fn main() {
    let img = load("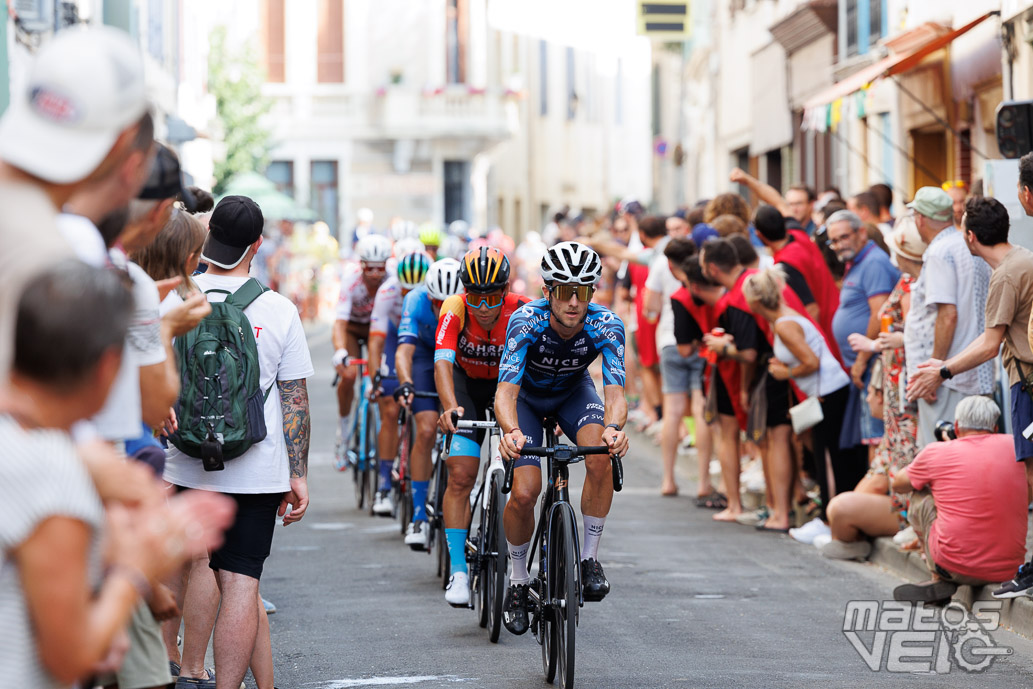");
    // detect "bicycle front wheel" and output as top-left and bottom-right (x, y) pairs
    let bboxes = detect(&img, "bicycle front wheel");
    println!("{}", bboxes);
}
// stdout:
(485, 475), (508, 643)
(551, 507), (578, 688)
